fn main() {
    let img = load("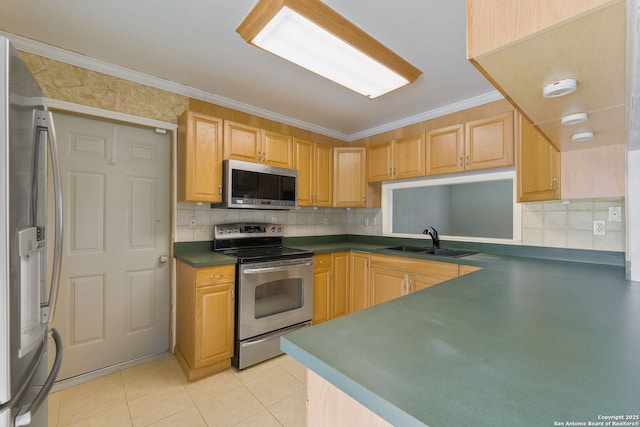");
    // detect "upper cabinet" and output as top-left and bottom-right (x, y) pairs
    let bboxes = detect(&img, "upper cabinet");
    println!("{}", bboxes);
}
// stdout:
(293, 138), (333, 207)
(467, 0), (626, 151)
(426, 112), (514, 175)
(367, 134), (426, 182)
(333, 147), (367, 208)
(517, 114), (561, 202)
(224, 120), (293, 168)
(177, 111), (224, 203)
